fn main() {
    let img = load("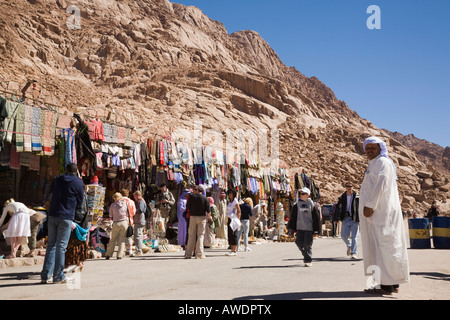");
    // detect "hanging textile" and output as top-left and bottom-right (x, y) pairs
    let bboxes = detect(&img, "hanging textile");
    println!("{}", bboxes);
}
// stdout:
(31, 106), (42, 152)
(60, 128), (77, 168)
(91, 118), (105, 141)
(23, 103), (32, 152)
(103, 123), (111, 143)
(10, 144), (20, 169)
(14, 102), (25, 152)
(159, 140), (164, 165)
(4, 100), (18, 143)
(117, 126), (126, 145)
(41, 110), (57, 156)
